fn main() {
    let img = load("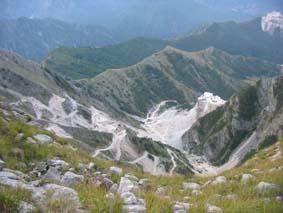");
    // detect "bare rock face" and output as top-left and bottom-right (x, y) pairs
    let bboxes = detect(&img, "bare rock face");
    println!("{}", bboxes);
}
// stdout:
(182, 77), (283, 169)
(262, 12), (283, 36)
